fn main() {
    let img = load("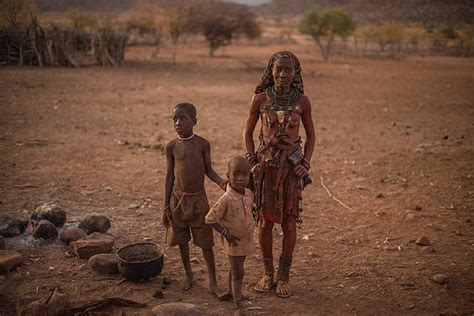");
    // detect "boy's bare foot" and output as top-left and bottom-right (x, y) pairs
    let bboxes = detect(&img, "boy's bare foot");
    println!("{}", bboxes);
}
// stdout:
(218, 290), (251, 301)
(254, 274), (274, 293)
(208, 282), (220, 297)
(275, 280), (291, 298)
(181, 275), (194, 291)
